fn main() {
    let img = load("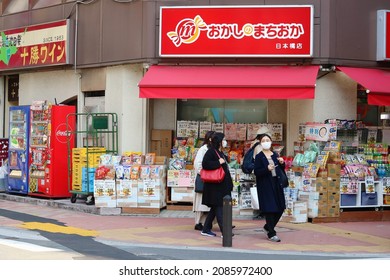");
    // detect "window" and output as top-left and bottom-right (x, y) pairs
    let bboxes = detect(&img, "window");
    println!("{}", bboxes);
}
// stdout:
(3, 0), (28, 14)
(177, 99), (267, 123)
(32, 0), (62, 9)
